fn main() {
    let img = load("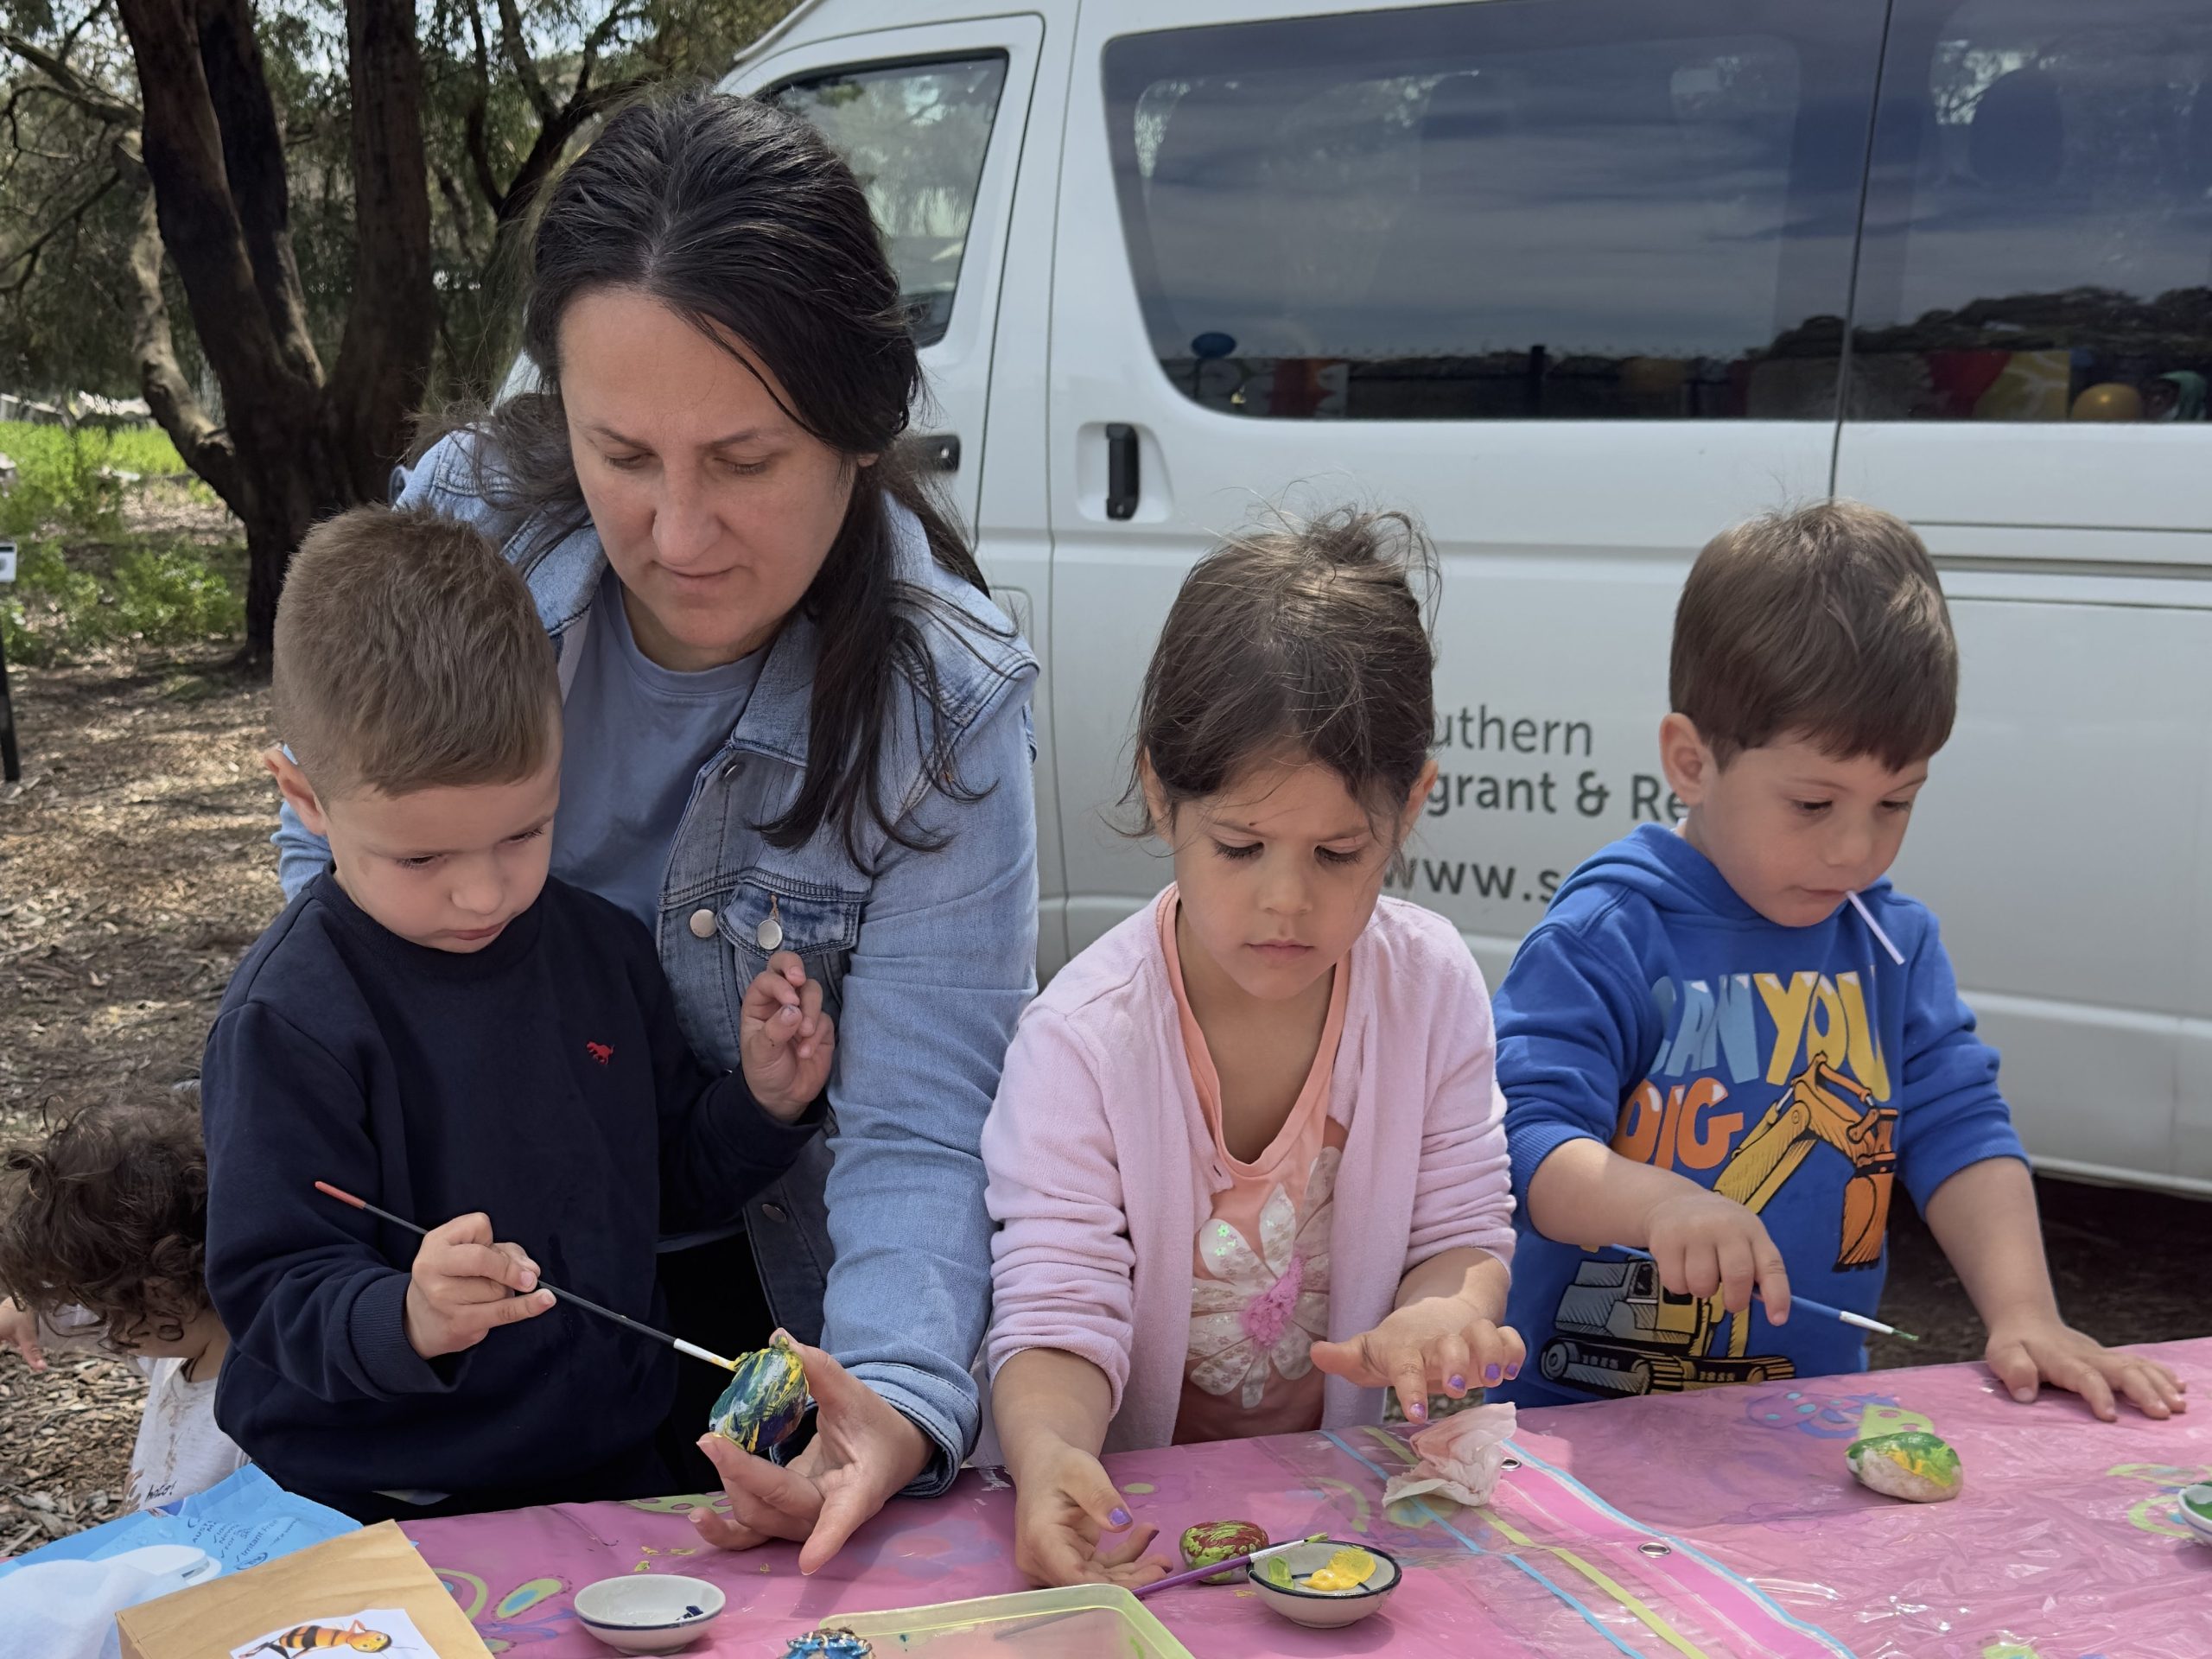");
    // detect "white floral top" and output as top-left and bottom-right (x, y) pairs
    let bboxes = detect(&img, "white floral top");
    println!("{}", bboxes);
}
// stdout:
(1158, 892), (1351, 1443)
